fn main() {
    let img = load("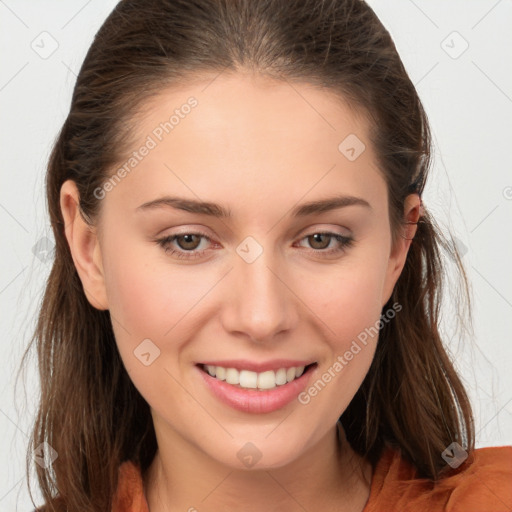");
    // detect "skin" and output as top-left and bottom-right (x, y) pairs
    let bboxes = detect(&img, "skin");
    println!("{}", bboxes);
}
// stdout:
(60, 70), (420, 512)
